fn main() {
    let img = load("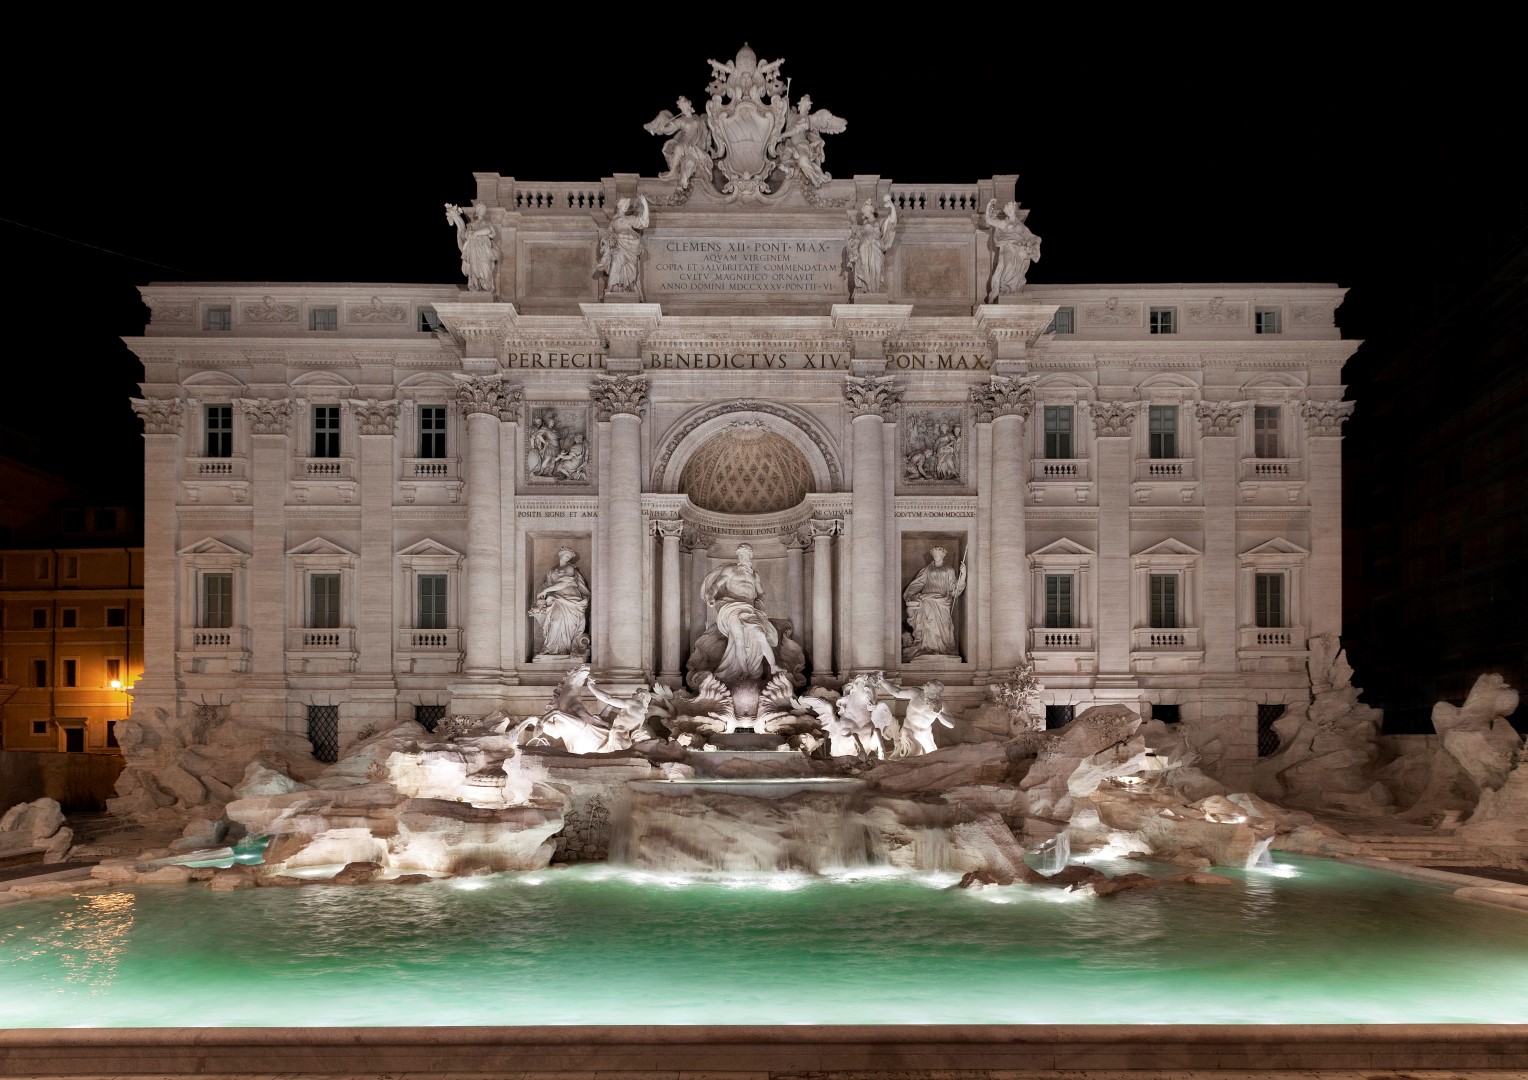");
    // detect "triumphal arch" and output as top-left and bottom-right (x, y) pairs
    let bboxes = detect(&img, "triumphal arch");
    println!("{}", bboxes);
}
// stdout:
(128, 43), (1354, 790)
